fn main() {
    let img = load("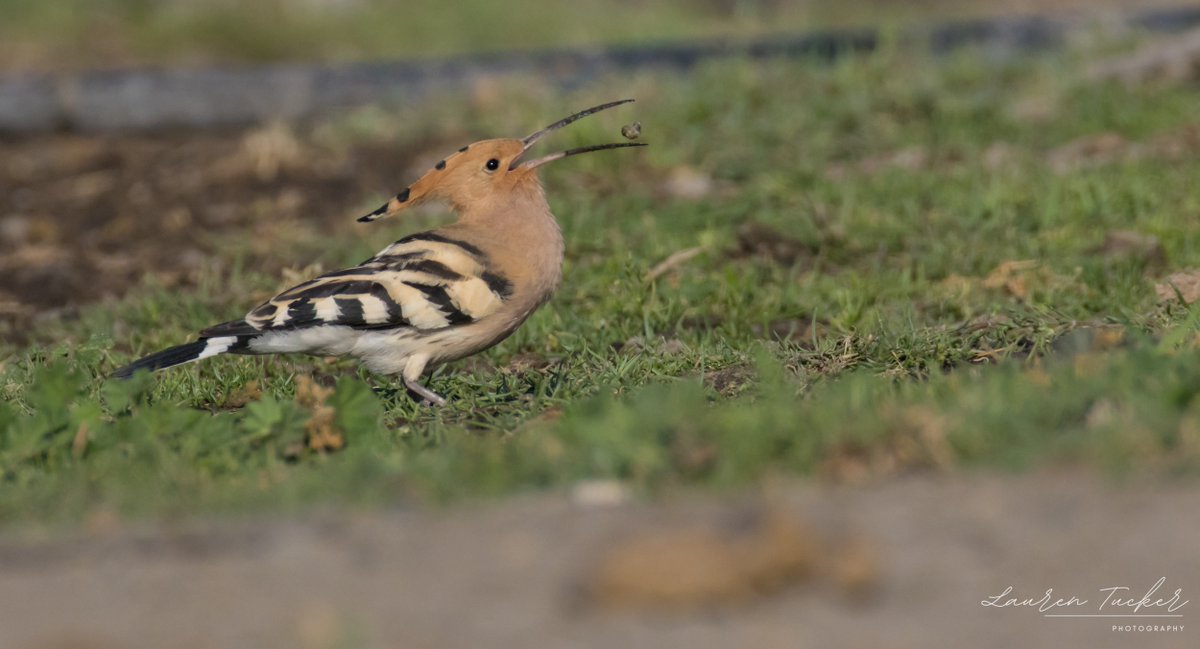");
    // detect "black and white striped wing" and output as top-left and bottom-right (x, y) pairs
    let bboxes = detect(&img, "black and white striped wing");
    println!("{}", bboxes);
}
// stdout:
(201, 232), (513, 338)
